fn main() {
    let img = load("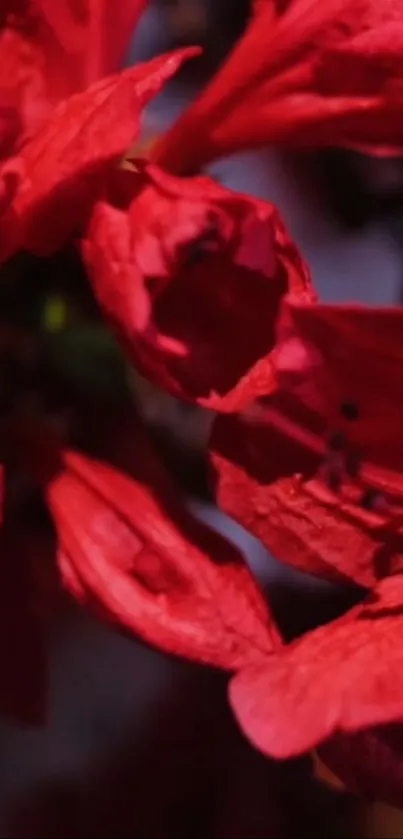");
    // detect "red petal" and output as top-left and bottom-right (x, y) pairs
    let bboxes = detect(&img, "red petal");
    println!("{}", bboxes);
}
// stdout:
(153, 0), (403, 173)
(33, 0), (149, 92)
(0, 99), (20, 161)
(319, 726), (403, 809)
(211, 411), (375, 588)
(211, 300), (403, 587)
(275, 298), (403, 471)
(46, 431), (279, 670)
(230, 575), (403, 758)
(0, 25), (49, 150)
(3, 48), (197, 258)
(0, 1), (149, 157)
(83, 162), (315, 411)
